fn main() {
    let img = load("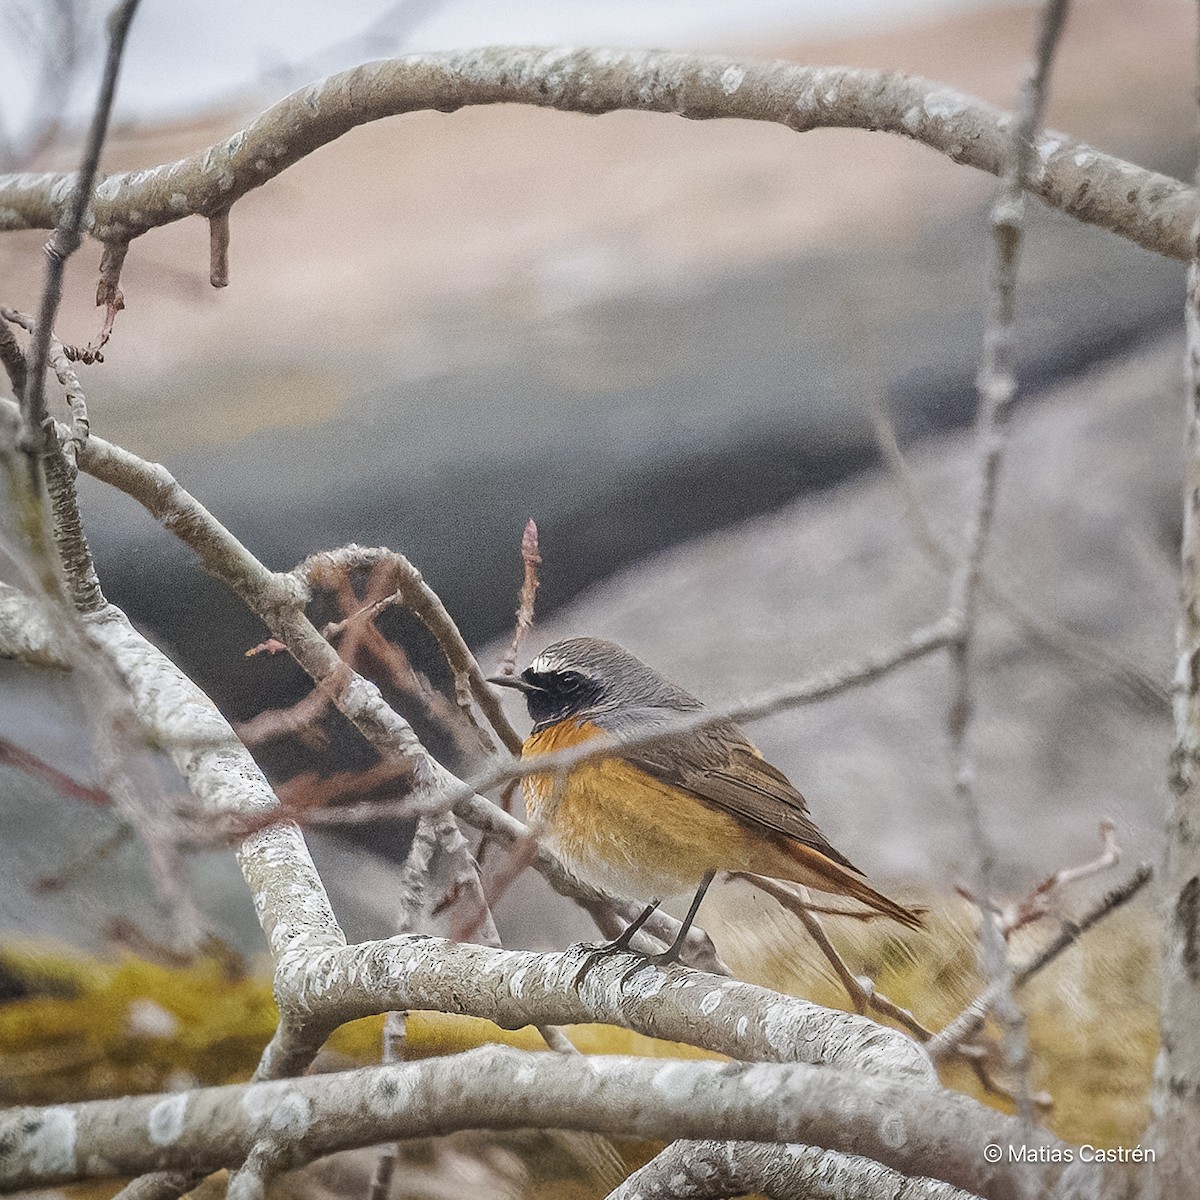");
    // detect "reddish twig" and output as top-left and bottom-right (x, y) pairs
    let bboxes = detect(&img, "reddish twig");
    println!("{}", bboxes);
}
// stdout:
(299, 546), (522, 752)
(494, 518), (541, 679)
(0, 733), (110, 807)
(956, 820), (1121, 939)
(929, 863), (1152, 1063)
